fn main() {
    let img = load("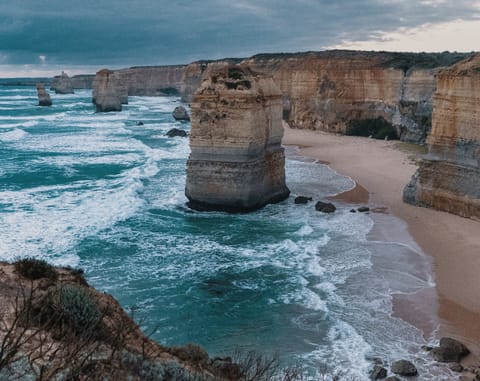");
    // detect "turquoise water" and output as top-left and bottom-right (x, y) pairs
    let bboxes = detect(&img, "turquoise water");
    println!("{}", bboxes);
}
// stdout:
(0, 87), (452, 379)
